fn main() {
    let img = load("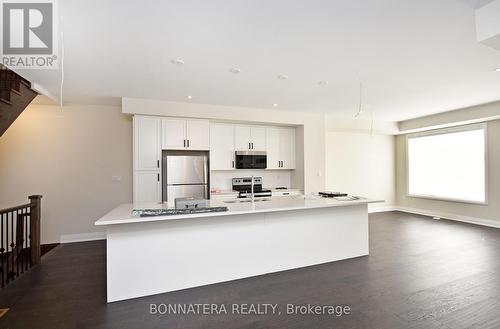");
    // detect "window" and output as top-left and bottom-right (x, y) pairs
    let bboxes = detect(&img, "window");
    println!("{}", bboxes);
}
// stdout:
(407, 124), (487, 204)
